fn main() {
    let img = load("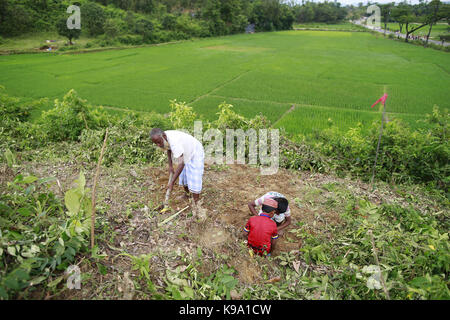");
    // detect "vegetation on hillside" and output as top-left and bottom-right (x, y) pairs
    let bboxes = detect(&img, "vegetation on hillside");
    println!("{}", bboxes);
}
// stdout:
(1, 88), (448, 300)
